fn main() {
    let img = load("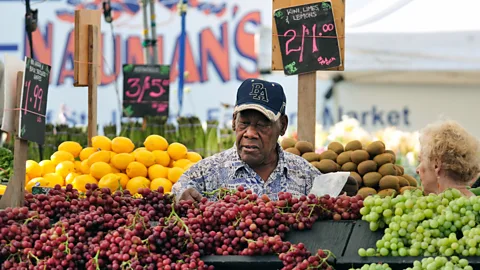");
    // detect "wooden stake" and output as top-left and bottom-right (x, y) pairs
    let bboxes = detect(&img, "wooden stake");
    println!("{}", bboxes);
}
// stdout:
(87, 24), (99, 146)
(297, 72), (316, 148)
(0, 72), (28, 209)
